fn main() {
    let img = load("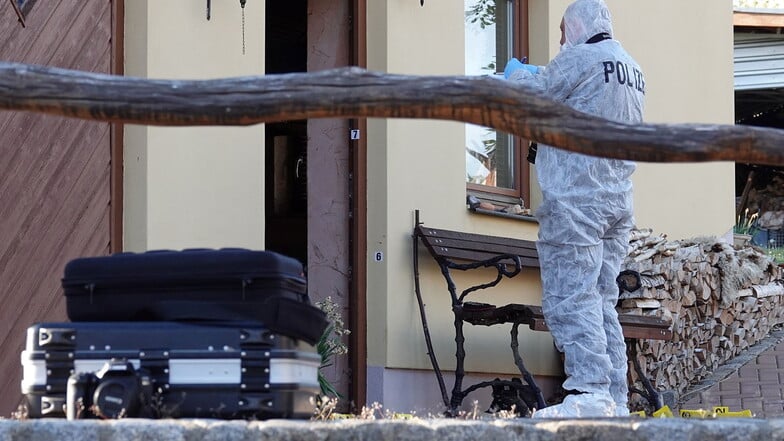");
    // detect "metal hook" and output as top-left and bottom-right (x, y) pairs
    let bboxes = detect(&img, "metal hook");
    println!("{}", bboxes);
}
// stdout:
(206, 0), (211, 20)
